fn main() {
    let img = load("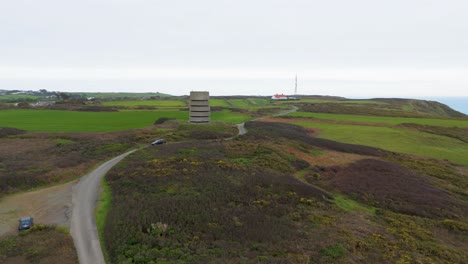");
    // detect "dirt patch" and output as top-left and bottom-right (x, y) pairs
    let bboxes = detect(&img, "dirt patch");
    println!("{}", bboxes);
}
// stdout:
(0, 181), (75, 237)
(323, 159), (467, 219)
